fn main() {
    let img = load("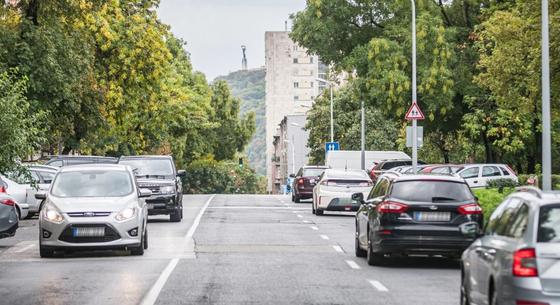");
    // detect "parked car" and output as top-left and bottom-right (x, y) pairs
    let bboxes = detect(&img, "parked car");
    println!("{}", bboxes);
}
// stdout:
(420, 164), (464, 175)
(354, 173), (483, 265)
(461, 187), (560, 305)
(118, 155), (186, 222)
(291, 166), (329, 203)
(368, 159), (426, 183)
(45, 155), (118, 167)
(457, 164), (518, 188)
(312, 169), (373, 216)
(36, 164), (150, 257)
(0, 194), (18, 239)
(0, 165), (57, 217)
